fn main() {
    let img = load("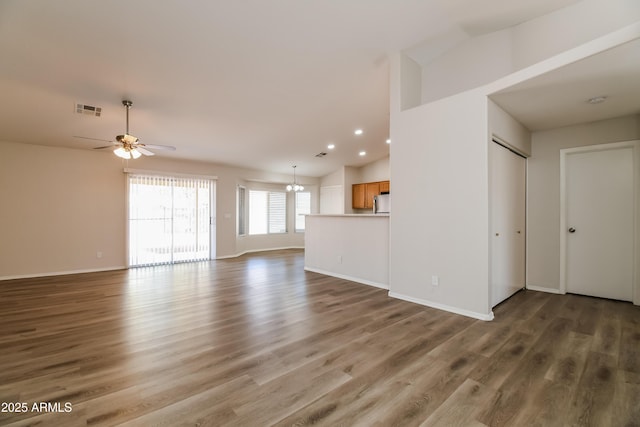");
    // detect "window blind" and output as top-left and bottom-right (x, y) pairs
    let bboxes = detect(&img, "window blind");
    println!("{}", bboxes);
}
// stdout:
(248, 190), (286, 235)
